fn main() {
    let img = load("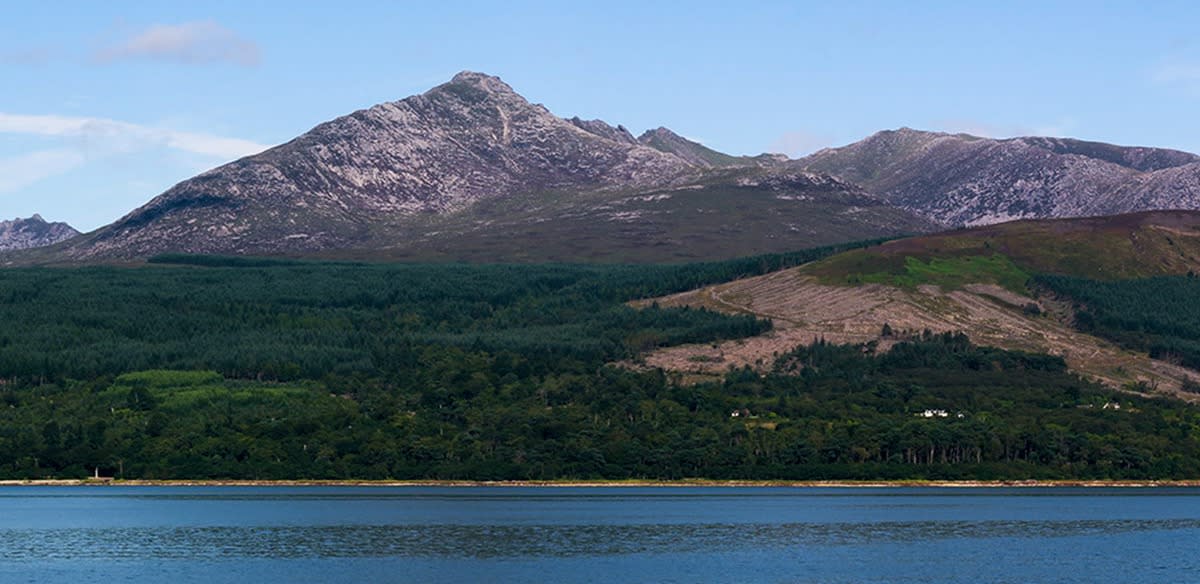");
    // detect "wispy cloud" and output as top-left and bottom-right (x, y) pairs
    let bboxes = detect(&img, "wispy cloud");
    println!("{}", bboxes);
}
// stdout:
(0, 112), (269, 193)
(0, 113), (269, 159)
(0, 149), (86, 194)
(94, 21), (260, 66)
